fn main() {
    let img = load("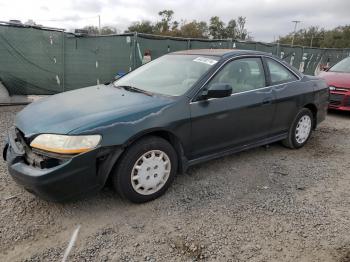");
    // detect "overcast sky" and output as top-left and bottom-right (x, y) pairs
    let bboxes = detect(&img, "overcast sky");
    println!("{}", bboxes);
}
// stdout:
(1, 0), (349, 42)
